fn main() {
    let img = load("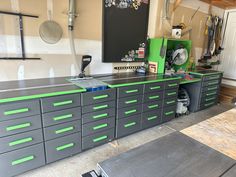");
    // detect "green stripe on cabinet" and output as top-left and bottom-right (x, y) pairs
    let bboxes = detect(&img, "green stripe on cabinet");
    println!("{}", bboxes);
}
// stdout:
(9, 137), (33, 147)
(93, 95), (109, 100)
(147, 116), (157, 121)
(4, 108), (29, 116)
(53, 114), (73, 121)
(53, 100), (73, 107)
(0, 89), (86, 104)
(124, 122), (136, 128)
(6, 123), (31, 131)
(12, 155), (34, 166)
(55, 126), (74, 134)
(93, 105), (108, 110)
(93, 124), (108, 130)
(107, 77), (181, 88)
(93, 113), (108, 119)
(56, 143), (74, 151)
(93, 135), (108, 143)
